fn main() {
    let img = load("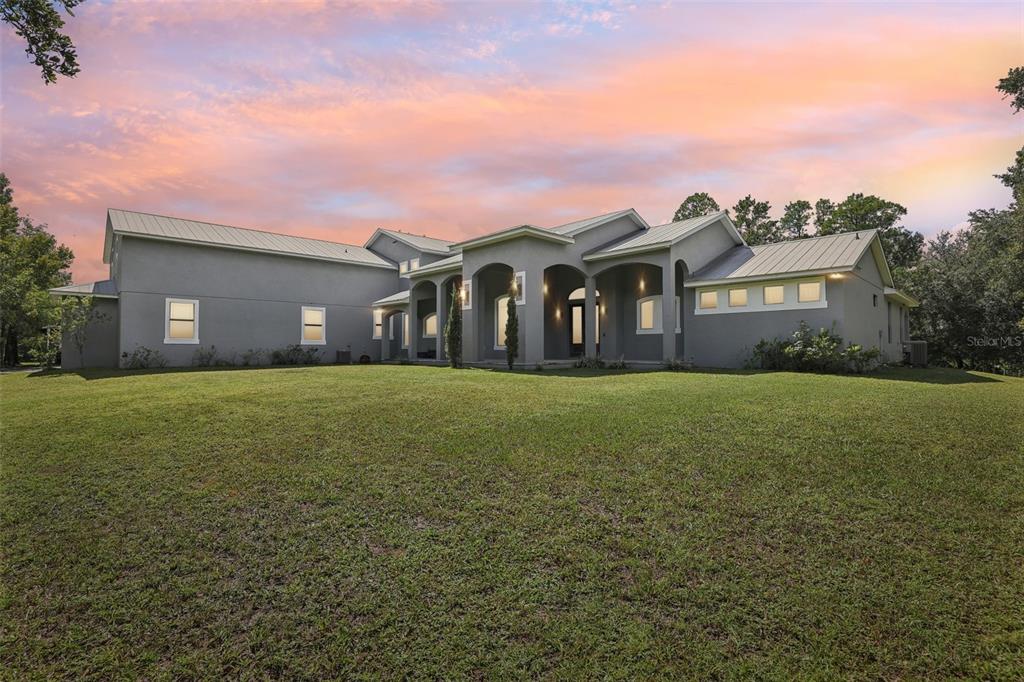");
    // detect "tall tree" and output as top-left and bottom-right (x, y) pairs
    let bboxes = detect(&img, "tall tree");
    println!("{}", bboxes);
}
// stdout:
(444, 281), (462, 368)
(813, 198), (835, 234)
(504, 288), (518, 370)
(672, 192), (720, 222)
(731, 195), (780, 245)
(816, 193), (924, 272)
(779, 200), (813, 240)
(997, 65), (1024, 113)
(0, 174), (74, 365)
(1, 0), (84, 84)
